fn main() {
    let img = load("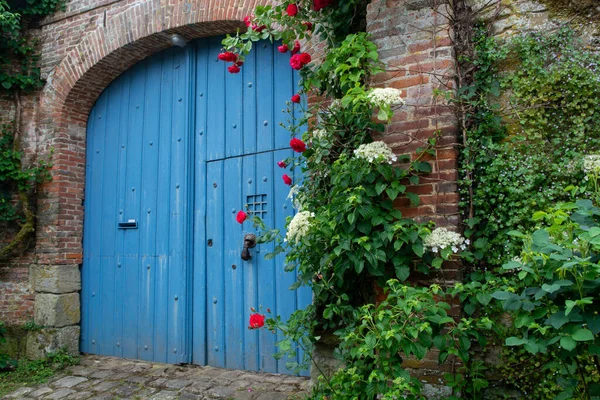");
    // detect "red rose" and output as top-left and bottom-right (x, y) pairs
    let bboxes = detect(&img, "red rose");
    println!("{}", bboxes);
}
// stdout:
(286, 3), (298, 16)
(244, 15), (266, 32)
(290, 54), (304, 70)
(291, 40), (301, 55)
(235, 61), (244, 67)
(290, 137), (307, 153)
(291, 94), (301, 103)
(303, 21), (313, 31)
(278, 44), (289, 53)
(228, 64), (241, 74)
(249, 313), (265, 329)
(313, 0), (333, 11)
(218, 52), (237, 62)
(299, 52), (311, 65)
(277, 160), (287, 168)
(282, 174), (293, 186)
(236, 210), (247, 223)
